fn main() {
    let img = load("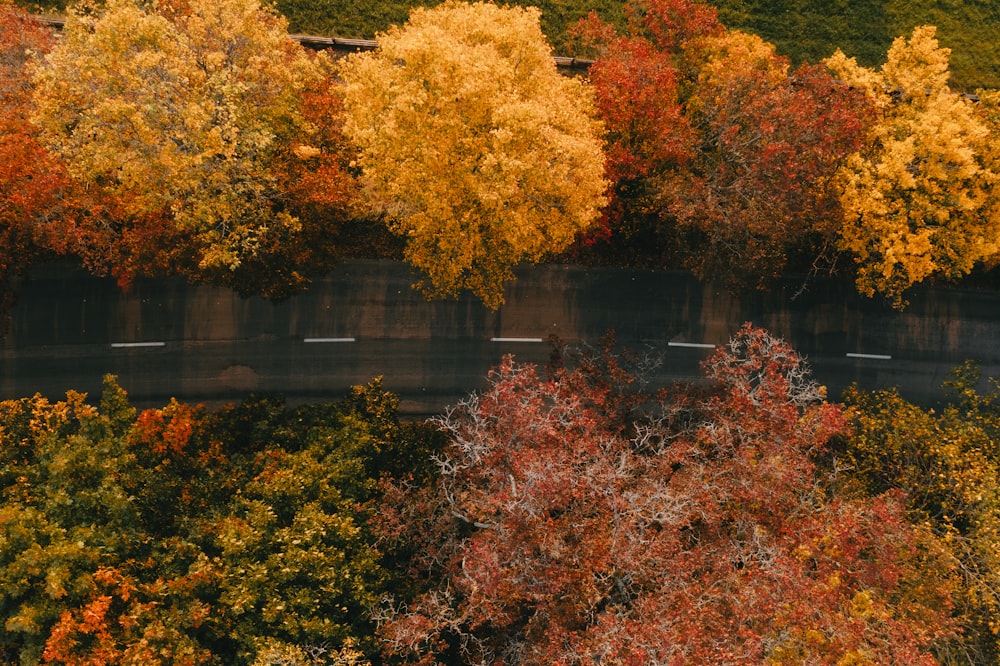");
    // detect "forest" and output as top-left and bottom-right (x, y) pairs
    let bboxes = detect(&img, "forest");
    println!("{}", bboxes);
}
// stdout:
(4, 0), (1000, 662)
